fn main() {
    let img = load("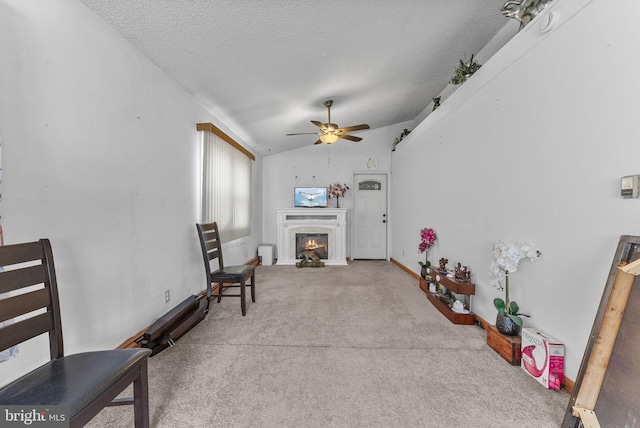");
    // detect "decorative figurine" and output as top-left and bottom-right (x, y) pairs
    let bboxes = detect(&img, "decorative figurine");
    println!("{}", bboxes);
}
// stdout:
(432, 96), (441, 111)
(454, 262), (472, 283)
(439, 258), (449, 273)
(393, 129), (412, 151)
(501, 0), (554, 30)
